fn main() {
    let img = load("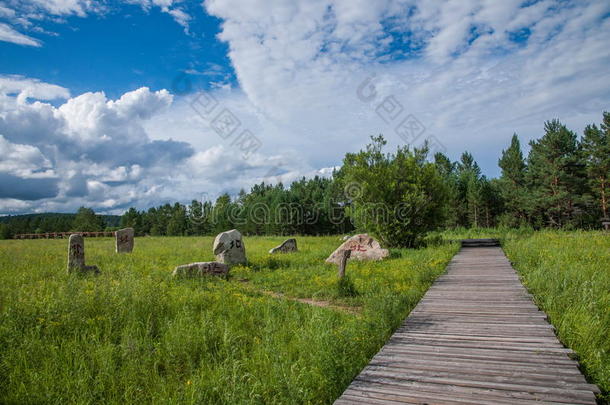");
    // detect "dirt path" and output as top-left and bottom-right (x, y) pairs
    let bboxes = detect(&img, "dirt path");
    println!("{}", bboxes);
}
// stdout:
(235, 279), (361, 315)
(261, 290), (361, 315)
